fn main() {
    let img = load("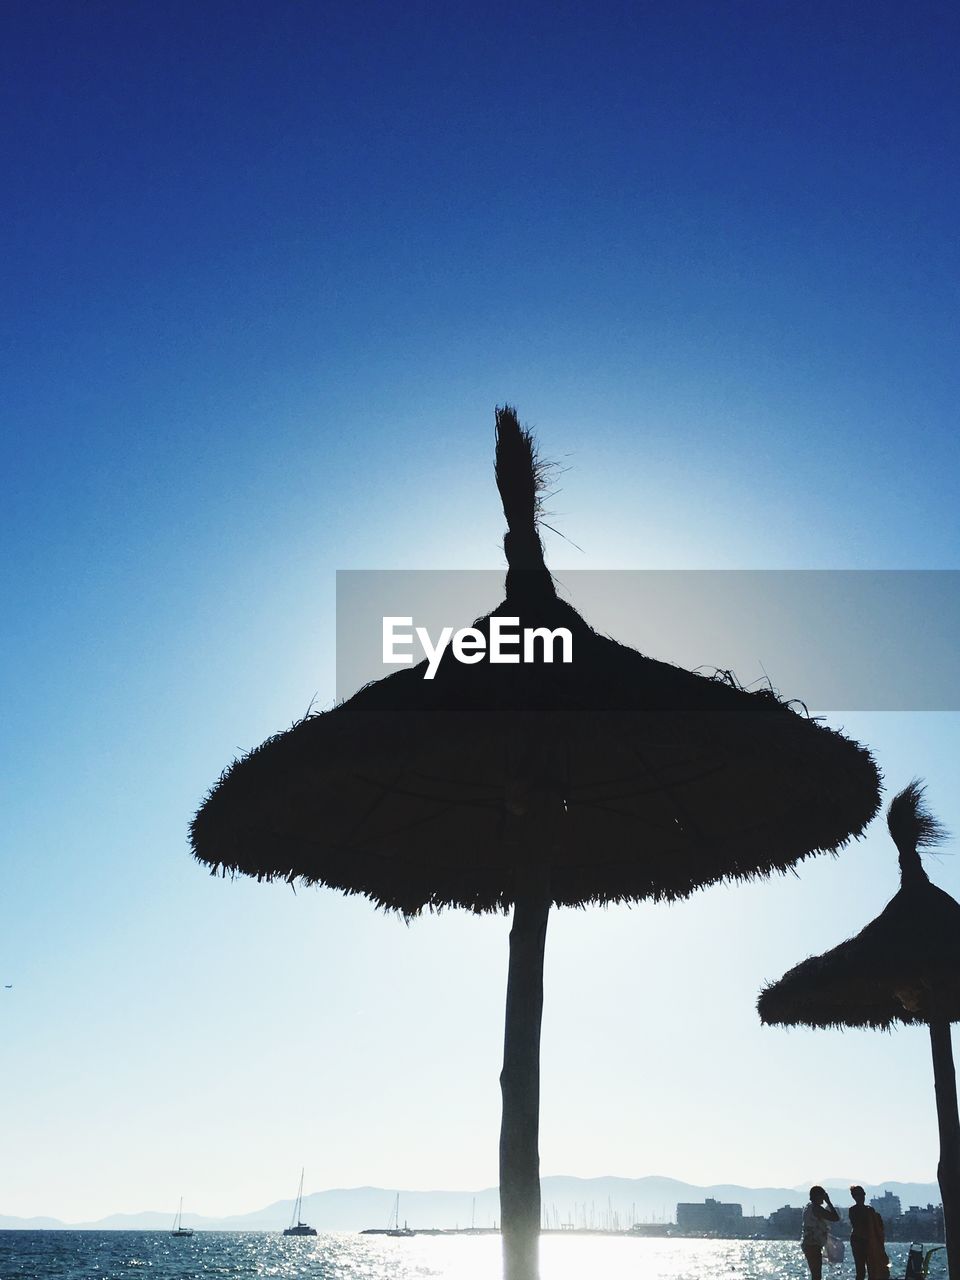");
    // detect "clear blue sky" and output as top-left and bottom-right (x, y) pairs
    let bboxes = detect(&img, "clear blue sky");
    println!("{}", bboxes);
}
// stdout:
(2, 1), (960, 1222)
